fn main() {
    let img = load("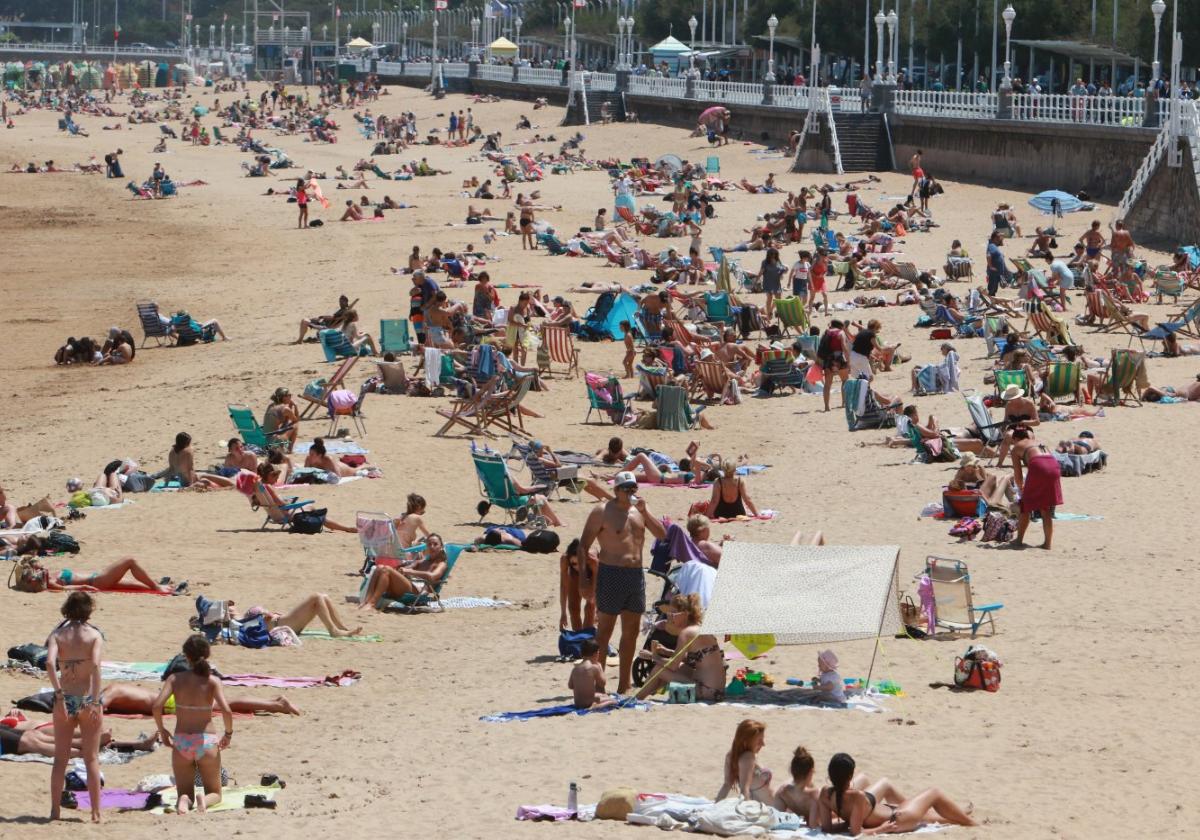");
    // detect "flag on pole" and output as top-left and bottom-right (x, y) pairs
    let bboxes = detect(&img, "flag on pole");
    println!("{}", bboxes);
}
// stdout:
(574, 0), (587, 7)
(335, 6), (341, 18)
(435, 0), (448, 9)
